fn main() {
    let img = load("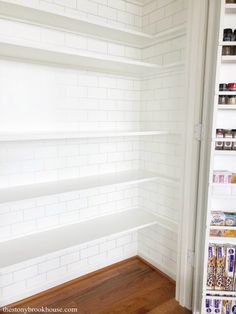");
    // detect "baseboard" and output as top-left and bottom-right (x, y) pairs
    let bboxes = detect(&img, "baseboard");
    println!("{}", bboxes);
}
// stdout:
(1, 255), (176, 310)
(137, 253), (176, 282)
